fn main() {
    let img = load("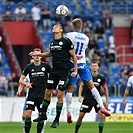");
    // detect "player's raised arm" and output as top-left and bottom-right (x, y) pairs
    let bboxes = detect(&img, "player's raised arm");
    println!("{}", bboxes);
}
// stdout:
(122, 87), (129, 108)
(78, 83), (84, 102)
